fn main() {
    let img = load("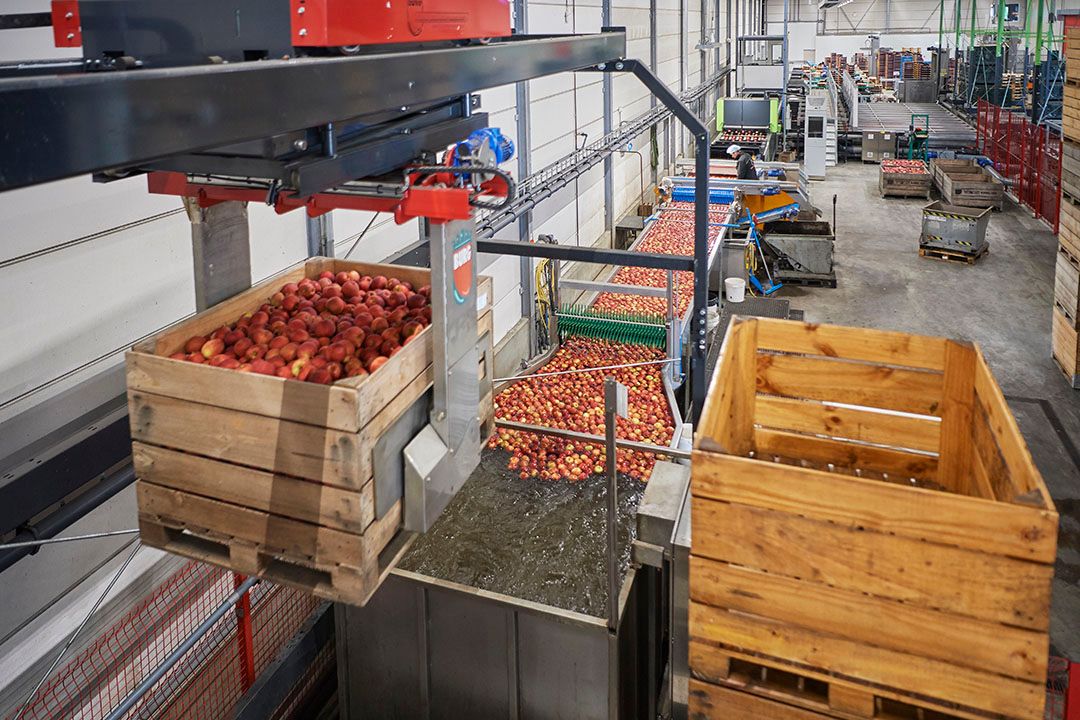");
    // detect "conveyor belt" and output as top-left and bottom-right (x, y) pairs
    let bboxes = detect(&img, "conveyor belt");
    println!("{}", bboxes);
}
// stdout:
(855, 102), (976, 148)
